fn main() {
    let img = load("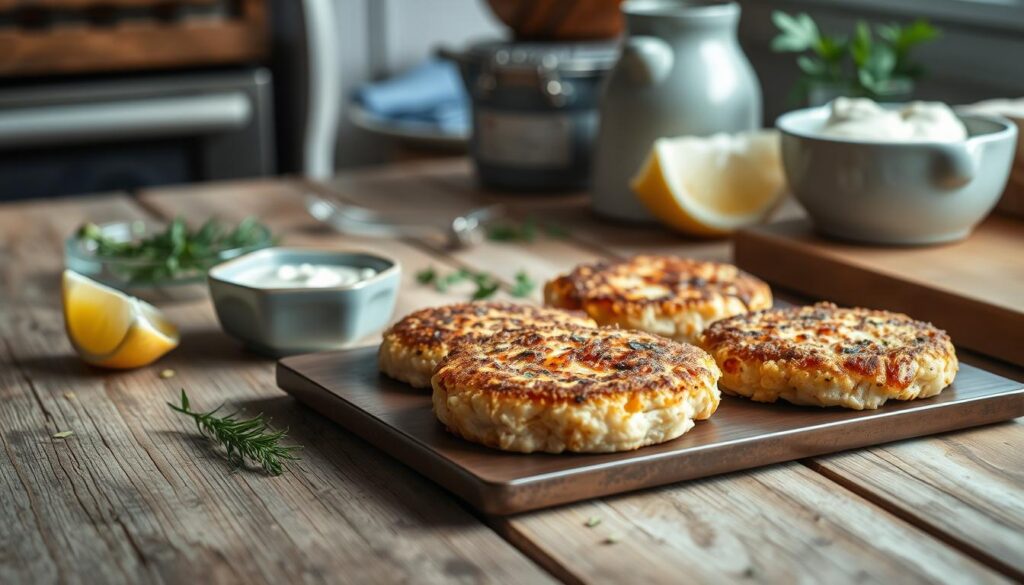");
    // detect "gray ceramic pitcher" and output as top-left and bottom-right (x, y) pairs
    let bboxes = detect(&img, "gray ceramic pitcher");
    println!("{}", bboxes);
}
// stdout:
(591, 0), (762, 221)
